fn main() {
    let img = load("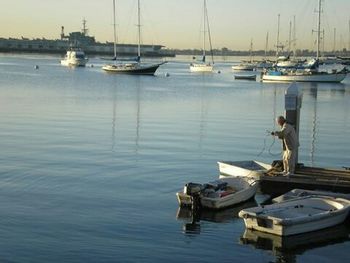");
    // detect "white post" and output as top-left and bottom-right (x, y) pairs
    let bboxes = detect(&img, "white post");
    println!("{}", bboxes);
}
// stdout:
(285, 83), (303, 166)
